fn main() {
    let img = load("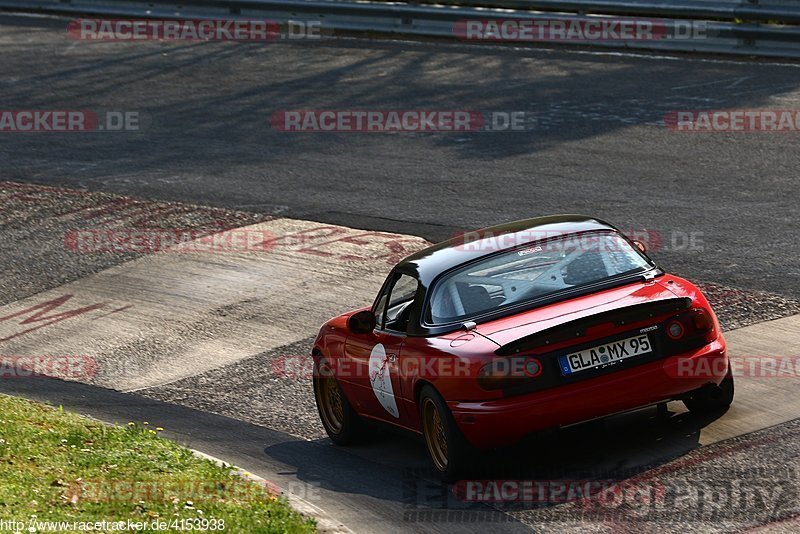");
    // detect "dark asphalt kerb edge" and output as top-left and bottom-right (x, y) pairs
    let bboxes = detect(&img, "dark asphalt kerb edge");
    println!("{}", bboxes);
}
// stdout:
(188, 449), (354, 533)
